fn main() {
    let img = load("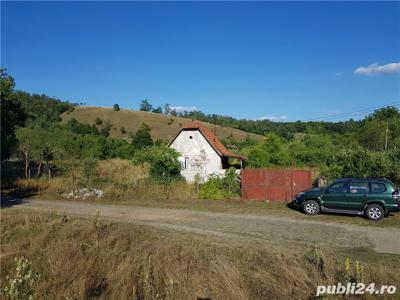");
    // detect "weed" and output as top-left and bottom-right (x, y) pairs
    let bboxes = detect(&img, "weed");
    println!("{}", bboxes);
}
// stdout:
(2, 256), (40, 300)
(305, 245), (326, 278)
